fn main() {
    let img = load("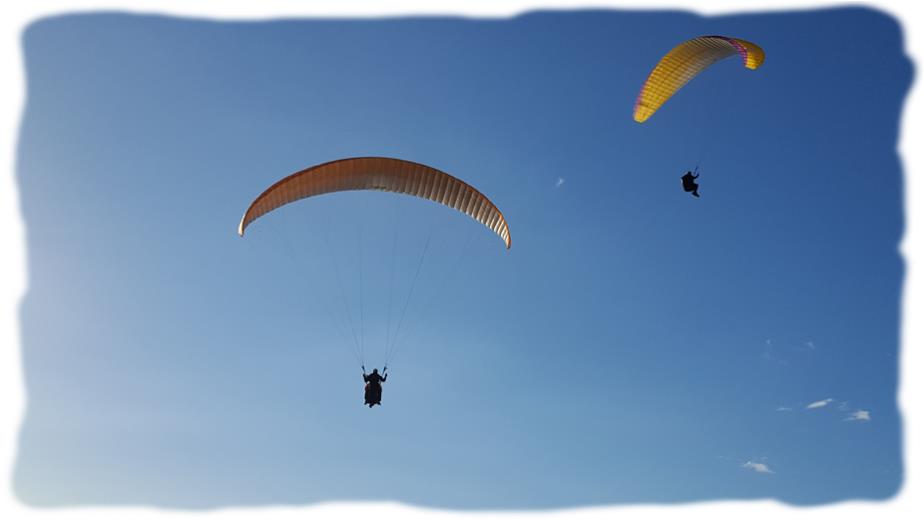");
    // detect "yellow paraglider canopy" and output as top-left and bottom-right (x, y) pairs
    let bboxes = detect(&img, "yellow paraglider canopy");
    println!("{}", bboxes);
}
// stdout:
(633, 35), (765, 123)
